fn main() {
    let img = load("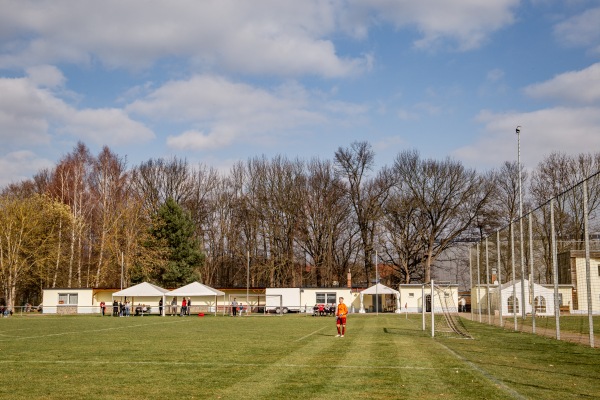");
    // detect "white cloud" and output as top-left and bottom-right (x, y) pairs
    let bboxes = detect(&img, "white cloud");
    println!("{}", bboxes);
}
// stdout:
(25, 65), (65, 88)
(0, 150), (54, 187)
(456, 107), (600, 169)
(487, 68), (505, 82)
(0, 77), (63, 146)
(128, 74), (354, 151)
(346, 0), (519, 51)
(0, 0), (519, 77)
(554, 7), (600, 54)
(166, 129), (236, 151)
(0, 74), (154, 152)
(0, 0), (368, 77)
(62, 108), (154, 145)
(524, 63), (600, 104)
